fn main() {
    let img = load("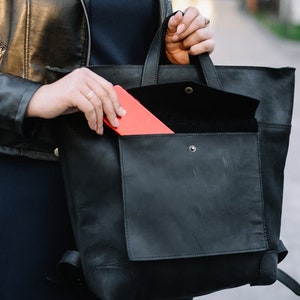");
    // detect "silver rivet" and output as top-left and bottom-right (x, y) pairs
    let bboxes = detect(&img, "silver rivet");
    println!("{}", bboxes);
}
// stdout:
(189, 145), (197, 152)
(54, 148), (59, 157)
(185, 86), (193, 94)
